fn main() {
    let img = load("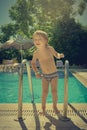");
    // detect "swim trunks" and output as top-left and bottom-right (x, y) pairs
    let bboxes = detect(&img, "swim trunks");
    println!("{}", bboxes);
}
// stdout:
(41, 71), (58, 81)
